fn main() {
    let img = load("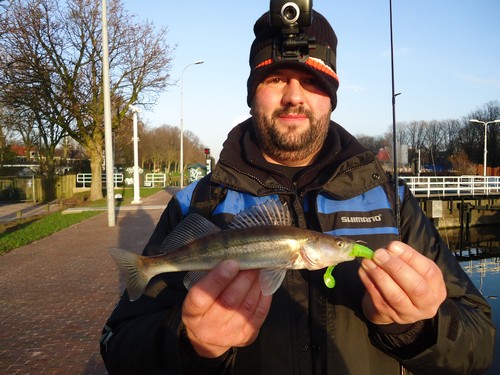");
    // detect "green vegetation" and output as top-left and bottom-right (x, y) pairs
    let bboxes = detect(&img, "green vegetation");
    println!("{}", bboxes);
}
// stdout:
(71, 187), (164, 207)
(0, 211), (101, 254)
(0, 187), (165, 254)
